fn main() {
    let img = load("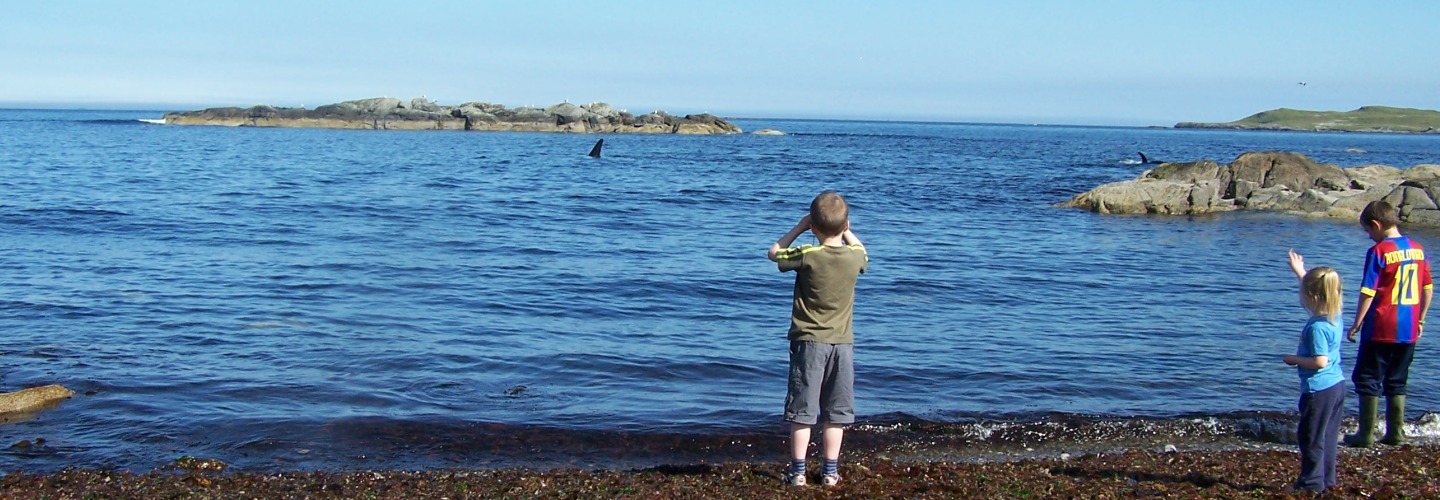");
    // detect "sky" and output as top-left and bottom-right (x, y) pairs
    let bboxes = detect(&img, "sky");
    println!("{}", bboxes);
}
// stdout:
(2, 1), (1437, 126)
